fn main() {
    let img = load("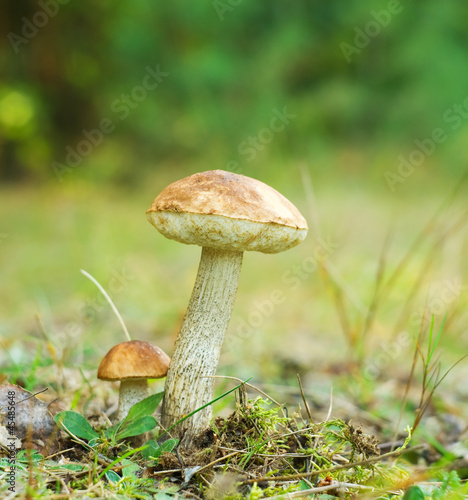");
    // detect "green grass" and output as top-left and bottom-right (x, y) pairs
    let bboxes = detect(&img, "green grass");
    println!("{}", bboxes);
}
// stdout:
(1, 166), (467, 498)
